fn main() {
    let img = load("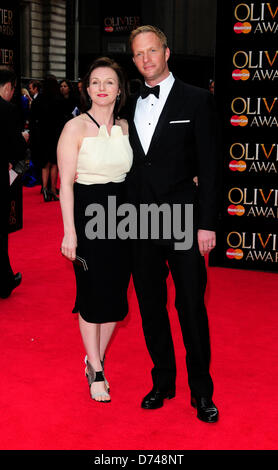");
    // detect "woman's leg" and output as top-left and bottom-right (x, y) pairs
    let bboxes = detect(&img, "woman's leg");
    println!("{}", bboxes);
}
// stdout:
(50, 164), (58, 195)
(100, 322), (117, 361)
(41, 162), (50, 189)
(79, 315), (101, 369)
(79, 315), (113, 401)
